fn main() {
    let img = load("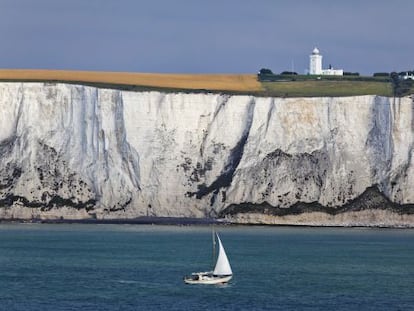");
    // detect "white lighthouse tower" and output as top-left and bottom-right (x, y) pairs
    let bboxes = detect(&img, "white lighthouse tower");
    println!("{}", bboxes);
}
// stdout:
(309, 47), (322, 75)
(309, 47), (343, 76)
